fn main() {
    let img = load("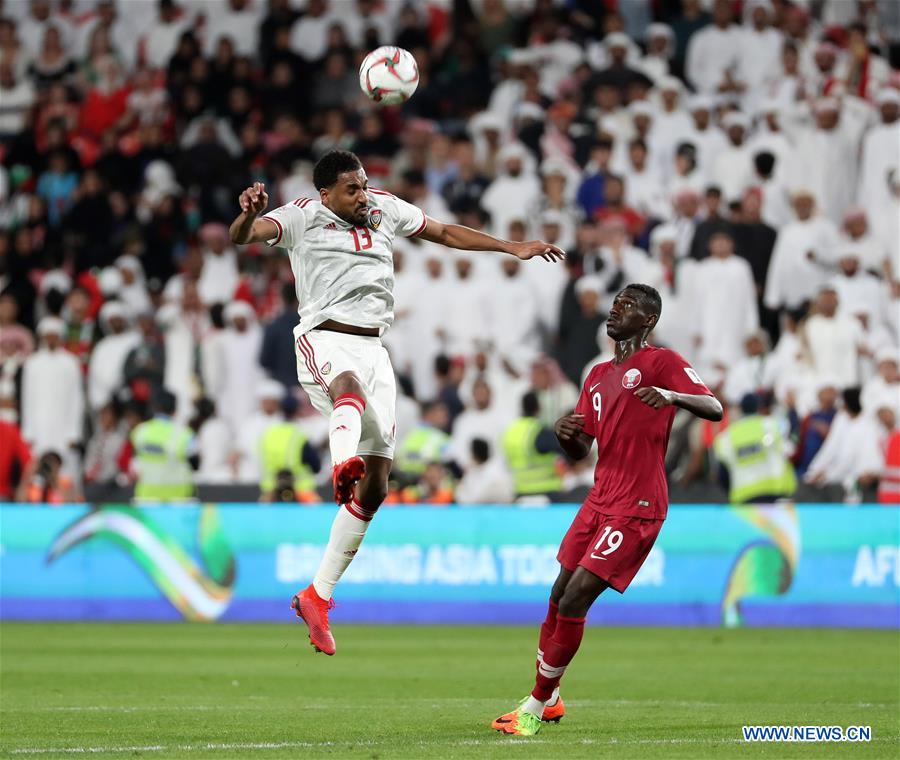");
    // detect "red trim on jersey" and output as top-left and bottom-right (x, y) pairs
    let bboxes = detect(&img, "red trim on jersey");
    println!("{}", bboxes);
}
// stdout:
(409, 211), (428, 238)
(294, 197), (312, 207)
(297, 335), (329, 394)
(261, 215), (283, 246)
